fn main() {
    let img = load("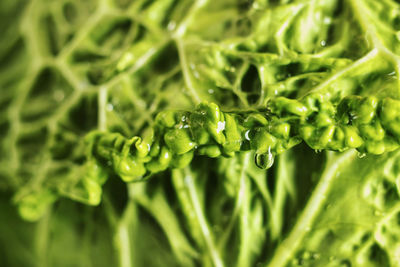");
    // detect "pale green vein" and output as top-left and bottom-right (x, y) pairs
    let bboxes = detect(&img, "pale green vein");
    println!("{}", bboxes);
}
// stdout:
(176, 39), (201, 104)
(309, 48), (379, 93)
(348, 0), (400, 92)
(219, 153), (250, 249)
(266, 150), (355, 267)
(184, 167), (224, 267)
(98, 86), (108, 131)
